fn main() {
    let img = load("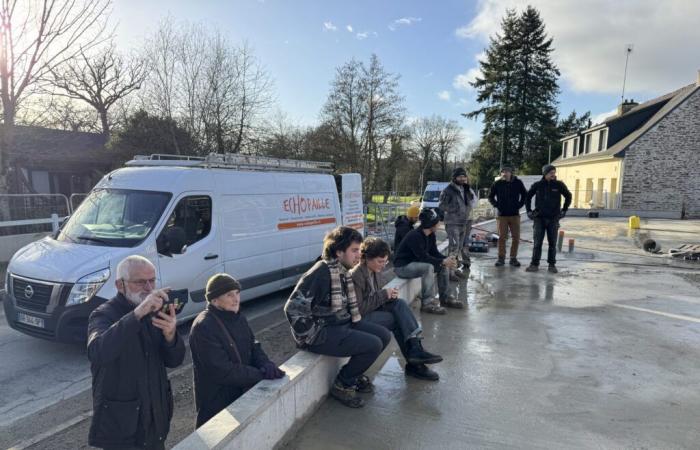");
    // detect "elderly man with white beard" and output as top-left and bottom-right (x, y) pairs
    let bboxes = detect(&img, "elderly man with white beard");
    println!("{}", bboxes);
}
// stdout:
(86, 255), (185, 450)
